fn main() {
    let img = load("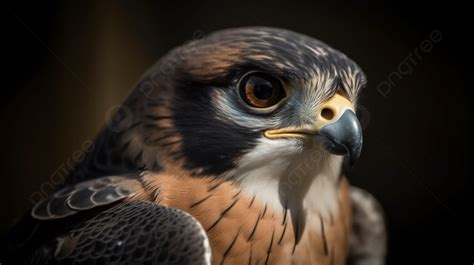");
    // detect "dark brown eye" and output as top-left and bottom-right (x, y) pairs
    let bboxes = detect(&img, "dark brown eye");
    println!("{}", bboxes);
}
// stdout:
(239, 73), (286, 108)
